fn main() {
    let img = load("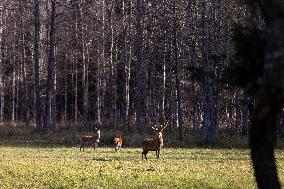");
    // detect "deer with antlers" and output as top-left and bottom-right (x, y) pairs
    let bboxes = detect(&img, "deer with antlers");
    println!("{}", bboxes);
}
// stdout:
(142, 124), (166, 160)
